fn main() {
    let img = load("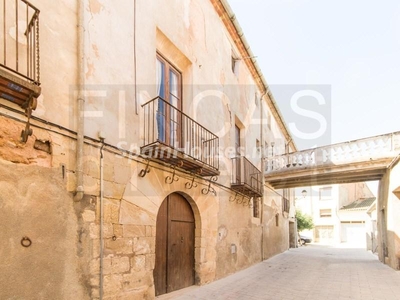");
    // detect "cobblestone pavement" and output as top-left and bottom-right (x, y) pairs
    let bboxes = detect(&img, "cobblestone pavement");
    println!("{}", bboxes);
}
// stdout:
(157, 244), (400, 300)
